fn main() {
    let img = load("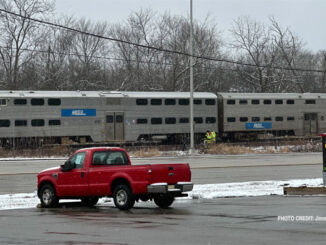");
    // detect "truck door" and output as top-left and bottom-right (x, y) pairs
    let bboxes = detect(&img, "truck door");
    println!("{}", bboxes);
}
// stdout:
(57, 151), (89, 197)
(105, 112), (125, 141)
